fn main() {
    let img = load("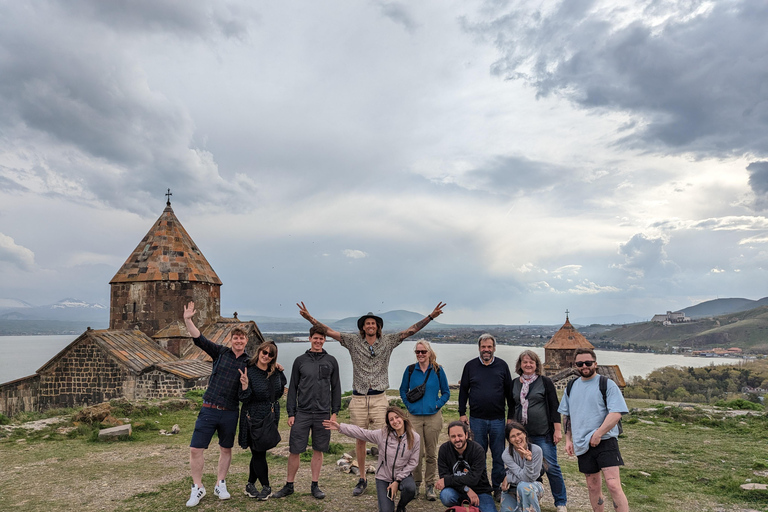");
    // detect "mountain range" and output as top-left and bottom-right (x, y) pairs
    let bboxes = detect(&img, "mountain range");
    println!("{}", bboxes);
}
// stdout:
(3, 296), (768, 339)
